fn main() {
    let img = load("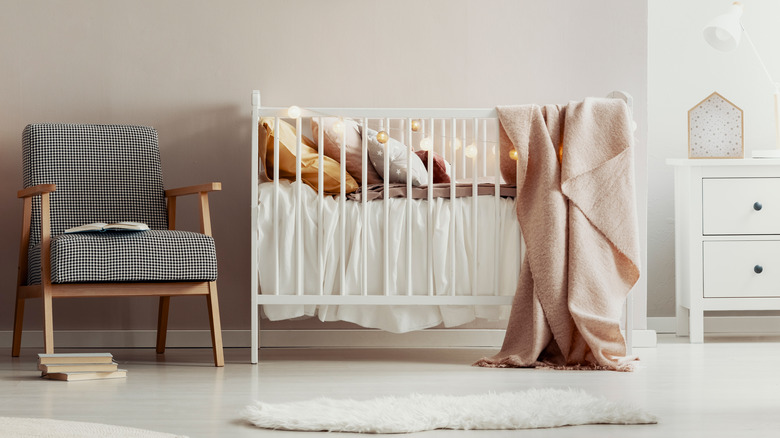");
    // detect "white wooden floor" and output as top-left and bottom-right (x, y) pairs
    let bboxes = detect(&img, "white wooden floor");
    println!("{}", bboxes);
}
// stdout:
(1, 334), (778, 437)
